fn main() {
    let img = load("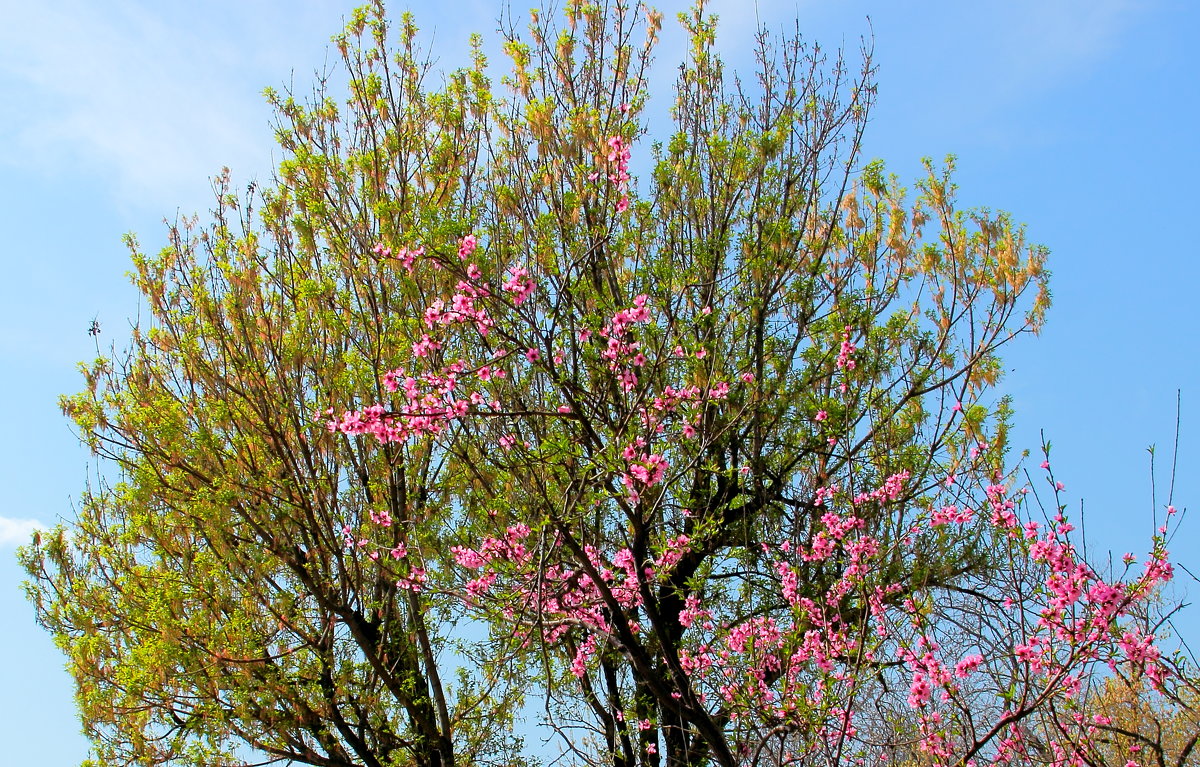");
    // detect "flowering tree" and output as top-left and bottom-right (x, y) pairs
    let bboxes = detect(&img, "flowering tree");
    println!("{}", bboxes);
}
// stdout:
(23, 2), (1186, 767)
(1079, 673), (1199, 767)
